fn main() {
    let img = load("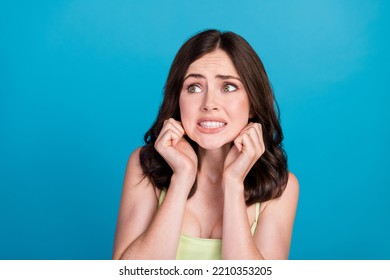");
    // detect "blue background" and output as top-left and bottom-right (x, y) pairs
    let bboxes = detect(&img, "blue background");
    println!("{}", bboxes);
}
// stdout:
(1, 0), (389, 259)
